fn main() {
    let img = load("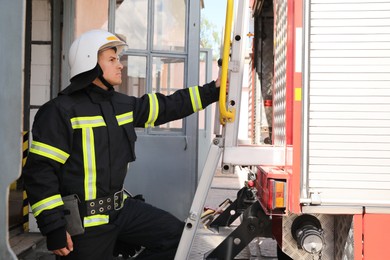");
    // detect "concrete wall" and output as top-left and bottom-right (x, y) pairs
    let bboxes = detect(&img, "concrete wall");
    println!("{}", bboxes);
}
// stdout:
(75, 0), (108, 37)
